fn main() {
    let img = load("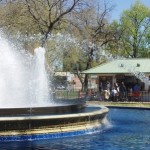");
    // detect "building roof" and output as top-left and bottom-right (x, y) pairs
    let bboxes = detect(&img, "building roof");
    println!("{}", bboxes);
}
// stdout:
(82, 58), (150, 74)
